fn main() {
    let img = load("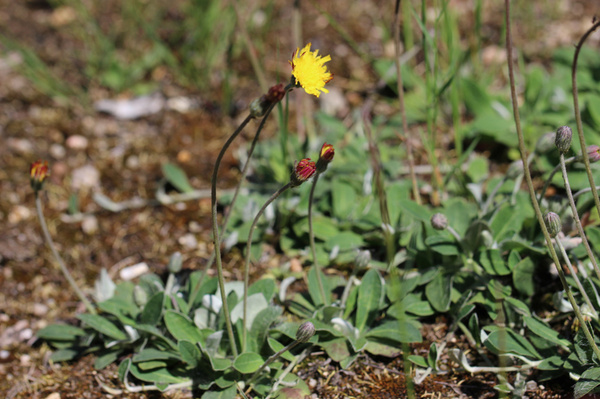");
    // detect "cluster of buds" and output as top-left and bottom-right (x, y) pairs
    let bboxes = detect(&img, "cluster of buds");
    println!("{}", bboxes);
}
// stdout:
(249, 84), (287, 119)
(30, 160), (49, 193)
